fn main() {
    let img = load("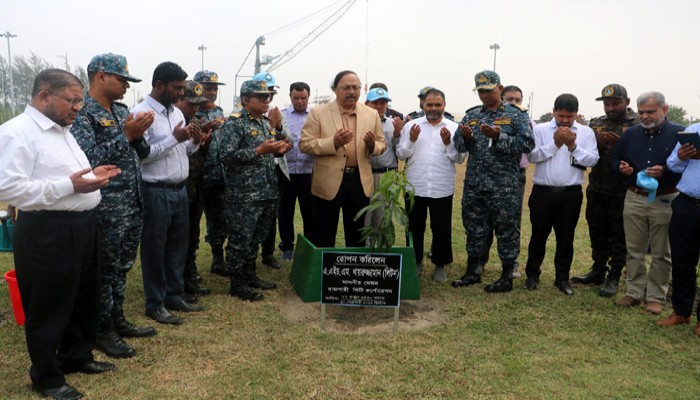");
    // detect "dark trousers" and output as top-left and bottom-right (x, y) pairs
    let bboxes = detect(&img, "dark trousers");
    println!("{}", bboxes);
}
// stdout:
(585, 188), (626, 274)
(278, 173), (313, 251)
(262, 167), (285, 257)
(140, 184), (189, 311)
(186, 177), (205, 267)
(14, 210), (100, 389)
(203, 185), (228, 249)
(668, 193), (700, 318)
(525, 185), (583, 281)
(311, 171), (369, 248)
(407, 195), (454, 266)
